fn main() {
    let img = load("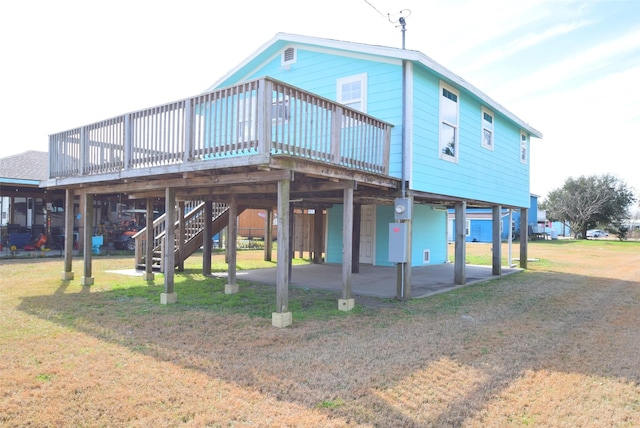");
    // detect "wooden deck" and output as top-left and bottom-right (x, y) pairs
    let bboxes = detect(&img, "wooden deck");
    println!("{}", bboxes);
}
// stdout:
(46, 77), (396, 197)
